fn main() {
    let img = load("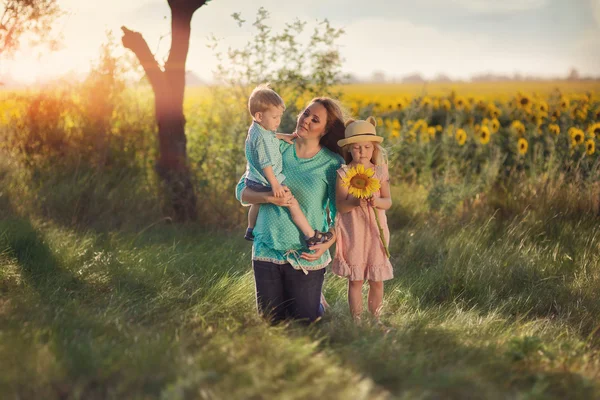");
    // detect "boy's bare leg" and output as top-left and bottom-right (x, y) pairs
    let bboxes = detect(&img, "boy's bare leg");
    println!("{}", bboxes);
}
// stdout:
(288, 200), (317, 238)
(245, 204), (260, 241)
(248, 204), (259, 229)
